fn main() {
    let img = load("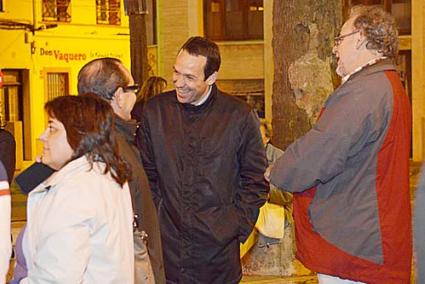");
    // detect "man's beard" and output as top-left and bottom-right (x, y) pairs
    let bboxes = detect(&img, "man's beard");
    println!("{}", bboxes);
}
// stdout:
(336, 63), (347, 78)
